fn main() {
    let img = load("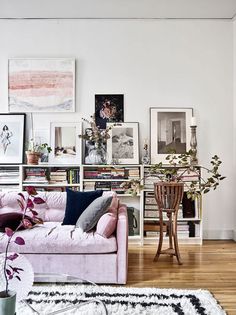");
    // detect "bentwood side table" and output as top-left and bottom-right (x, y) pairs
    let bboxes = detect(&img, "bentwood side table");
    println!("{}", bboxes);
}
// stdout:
(154, 182), (184, 265)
